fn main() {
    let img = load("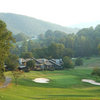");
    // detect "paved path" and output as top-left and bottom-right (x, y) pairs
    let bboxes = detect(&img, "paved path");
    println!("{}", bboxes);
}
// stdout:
(0, 77), (11, 88)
